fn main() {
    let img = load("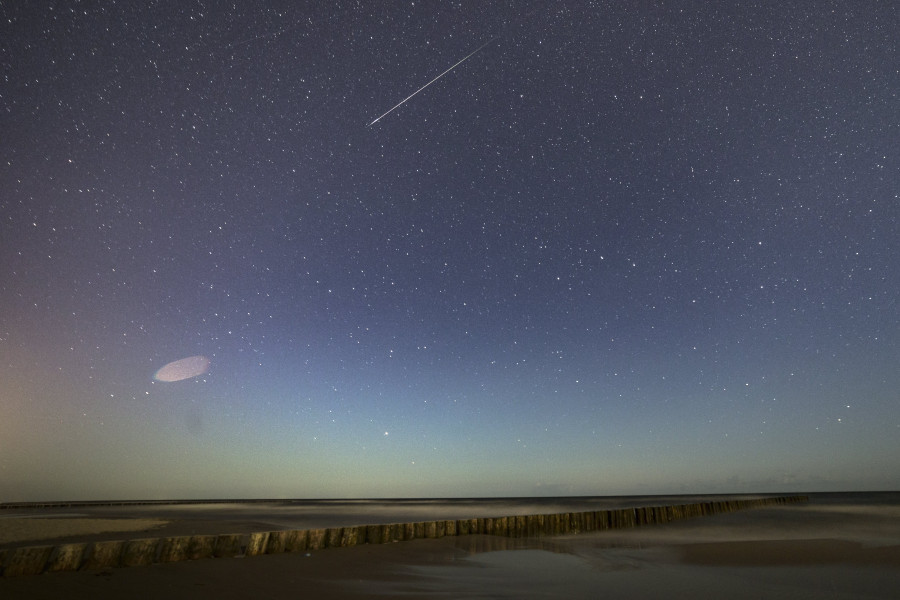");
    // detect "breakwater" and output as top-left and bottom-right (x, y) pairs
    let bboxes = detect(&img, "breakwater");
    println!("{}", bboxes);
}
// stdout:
(0, 495), (807, 577)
